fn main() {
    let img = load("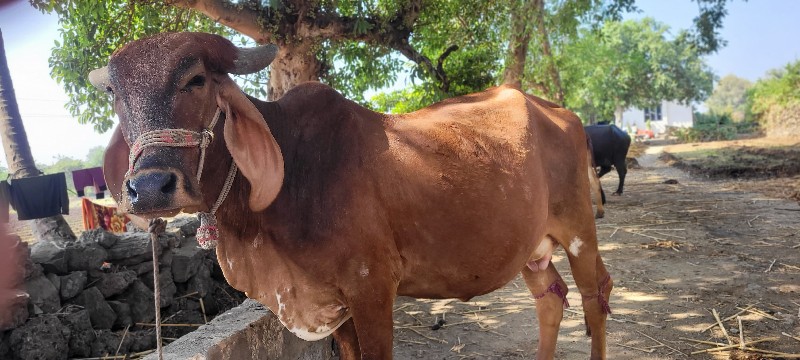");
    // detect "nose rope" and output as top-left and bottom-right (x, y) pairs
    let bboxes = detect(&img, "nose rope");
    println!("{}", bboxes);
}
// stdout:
(127, 108), (222, 179)
(127, 107), (237, 249)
